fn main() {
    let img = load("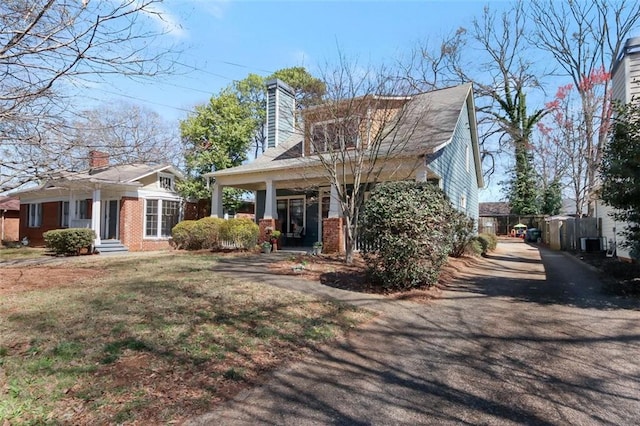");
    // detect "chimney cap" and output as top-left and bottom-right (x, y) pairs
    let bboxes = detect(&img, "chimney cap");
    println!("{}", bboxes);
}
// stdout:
(265, 78), (295, 97)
